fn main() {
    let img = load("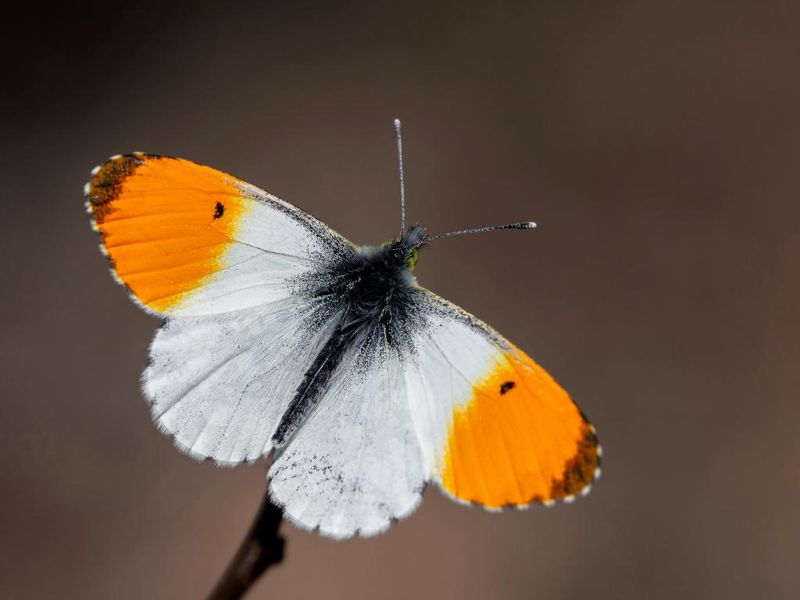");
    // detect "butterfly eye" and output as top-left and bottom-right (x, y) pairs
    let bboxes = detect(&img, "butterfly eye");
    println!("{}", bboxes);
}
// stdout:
(408, 247), (419, 269)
